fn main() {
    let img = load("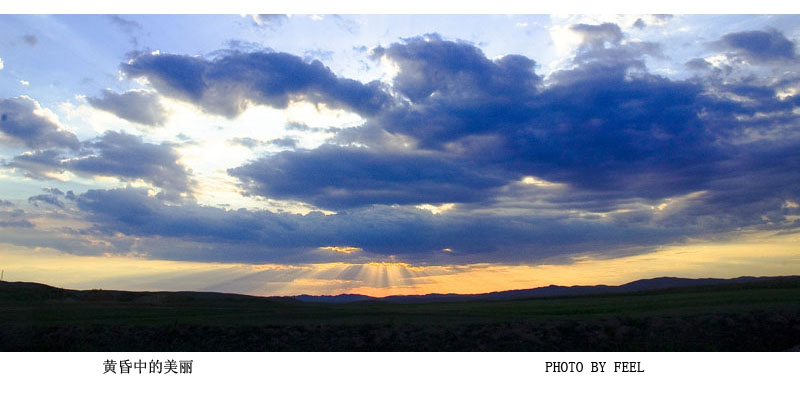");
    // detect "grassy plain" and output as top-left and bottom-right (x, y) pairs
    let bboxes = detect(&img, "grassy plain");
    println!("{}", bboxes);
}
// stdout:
(2, 278), (799, 351)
